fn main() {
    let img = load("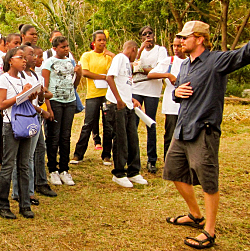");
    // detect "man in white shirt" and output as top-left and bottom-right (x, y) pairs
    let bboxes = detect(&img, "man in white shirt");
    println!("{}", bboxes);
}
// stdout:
(132, 26), (168, 174)
(105, 40), (148, 188)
